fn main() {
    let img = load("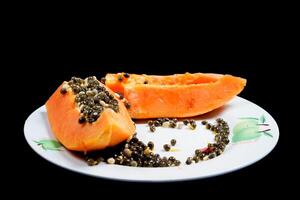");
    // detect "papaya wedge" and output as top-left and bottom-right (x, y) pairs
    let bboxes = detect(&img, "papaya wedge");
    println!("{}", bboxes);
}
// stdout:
(105, 73), (246, 119)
